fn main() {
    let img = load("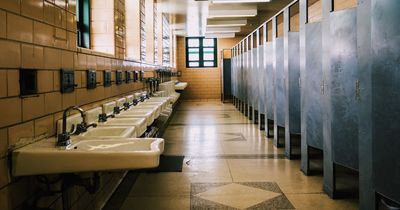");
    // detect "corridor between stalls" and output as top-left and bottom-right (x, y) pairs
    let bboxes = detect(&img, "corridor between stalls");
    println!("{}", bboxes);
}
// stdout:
(231, 0), (400, 209)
